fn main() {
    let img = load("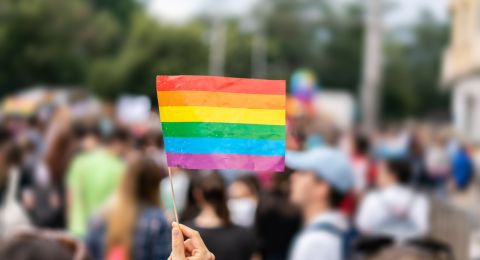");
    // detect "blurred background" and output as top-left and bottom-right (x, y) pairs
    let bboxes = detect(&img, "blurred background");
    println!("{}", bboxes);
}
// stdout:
(0, 0), (479, 259)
